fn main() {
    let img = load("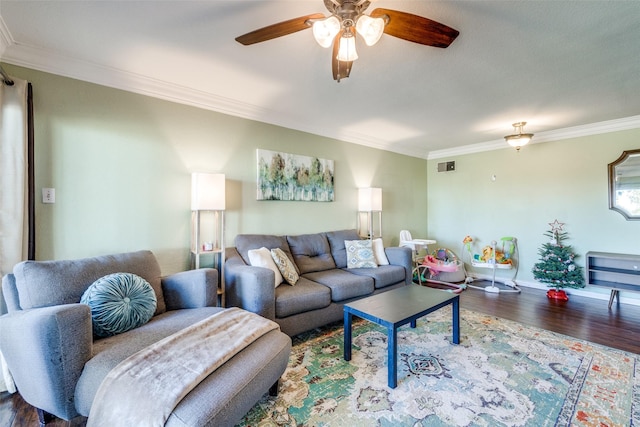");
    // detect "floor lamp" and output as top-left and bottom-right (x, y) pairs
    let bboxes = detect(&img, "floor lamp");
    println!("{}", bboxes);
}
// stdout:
(191, 172), (225, 306)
